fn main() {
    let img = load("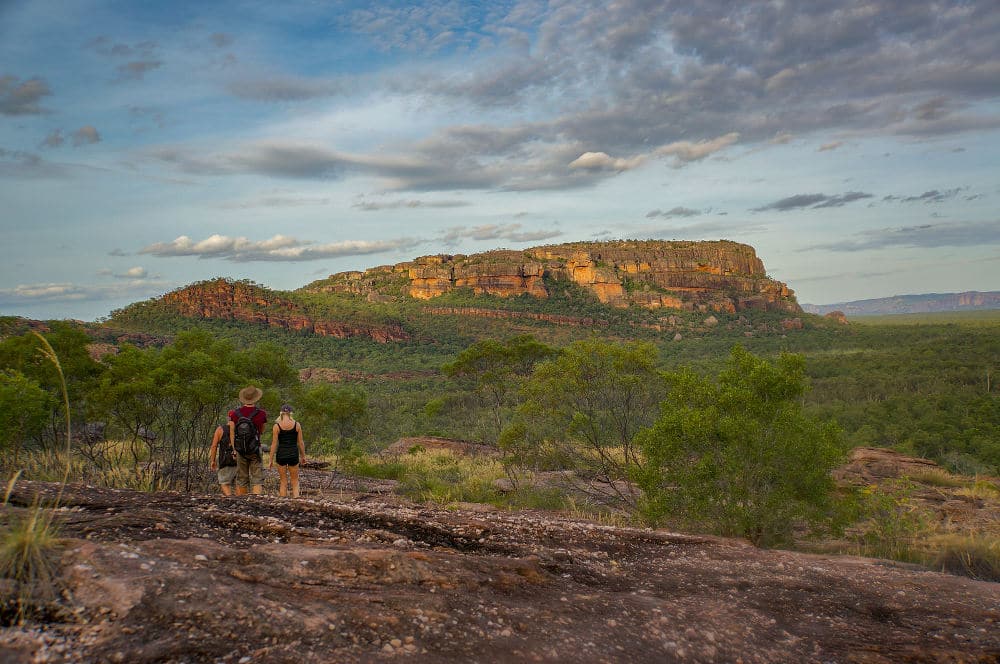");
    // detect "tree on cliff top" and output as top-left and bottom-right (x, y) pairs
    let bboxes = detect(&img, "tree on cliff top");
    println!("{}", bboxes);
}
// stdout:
(636, 346), (845, 546)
